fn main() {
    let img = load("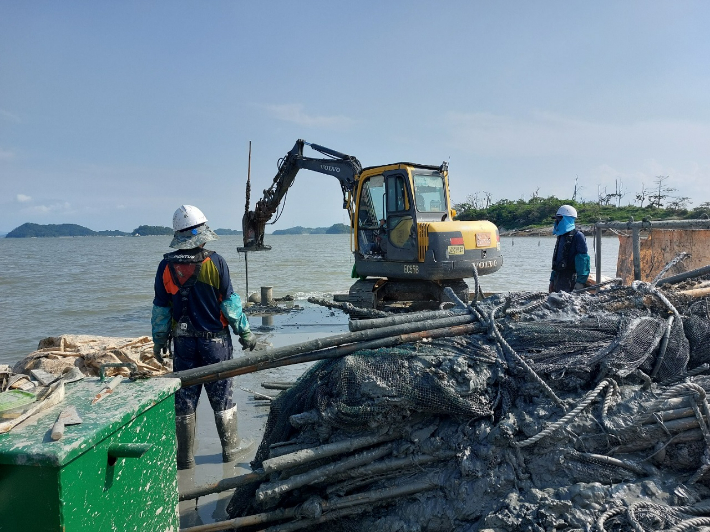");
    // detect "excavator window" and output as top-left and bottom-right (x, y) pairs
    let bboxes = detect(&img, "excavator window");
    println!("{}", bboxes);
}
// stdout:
(413, 172), (446, 213)
(386, 175), (408, 213)
(357, 175), (386, 255)
(358, 175), (385, 228)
